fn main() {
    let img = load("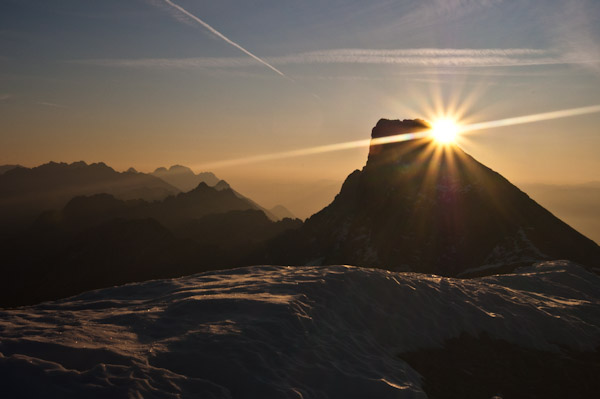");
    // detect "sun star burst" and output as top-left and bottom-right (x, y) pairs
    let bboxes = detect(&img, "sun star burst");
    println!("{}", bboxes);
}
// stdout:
(431, 118), (460, 144)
